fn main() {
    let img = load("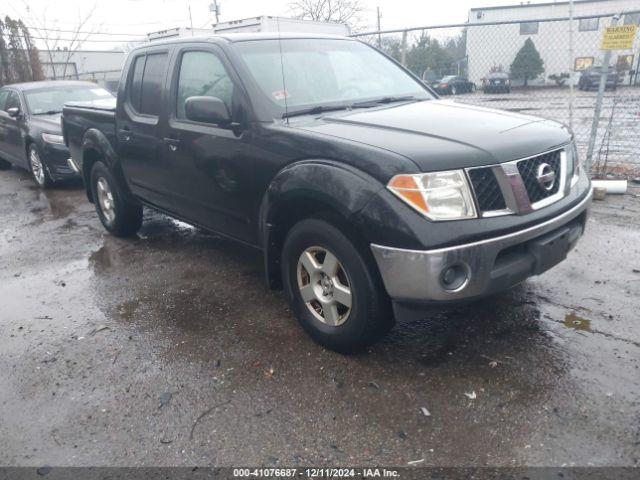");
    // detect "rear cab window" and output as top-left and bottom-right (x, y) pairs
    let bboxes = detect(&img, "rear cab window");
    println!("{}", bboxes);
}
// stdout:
(126, 51), (169, 118)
